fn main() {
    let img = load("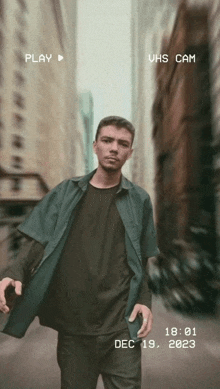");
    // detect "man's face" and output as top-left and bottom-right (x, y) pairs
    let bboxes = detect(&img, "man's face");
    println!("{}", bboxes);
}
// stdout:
(93, 125), (133, 172)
